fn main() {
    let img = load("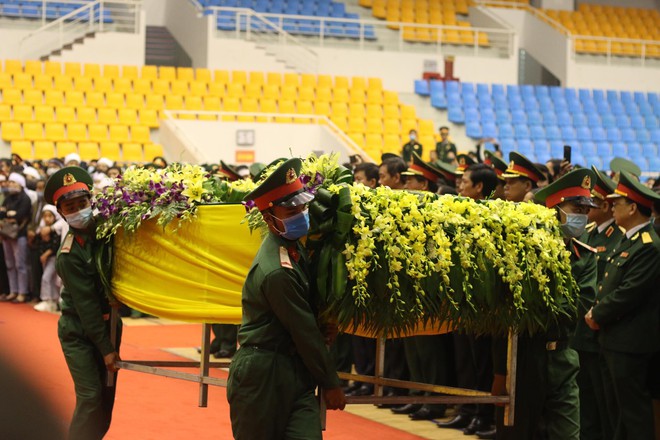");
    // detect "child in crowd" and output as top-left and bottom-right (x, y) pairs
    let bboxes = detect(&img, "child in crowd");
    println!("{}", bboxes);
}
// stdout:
(33, 205), (62, 313)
